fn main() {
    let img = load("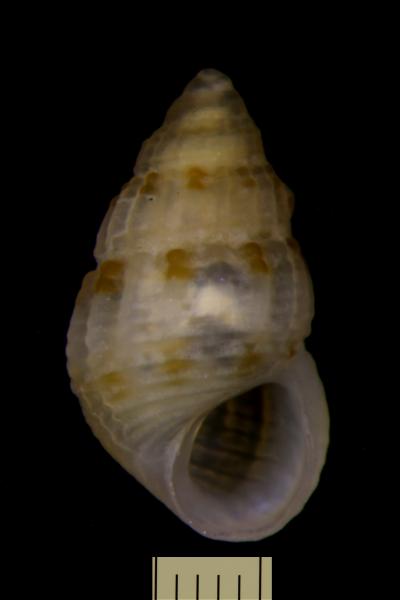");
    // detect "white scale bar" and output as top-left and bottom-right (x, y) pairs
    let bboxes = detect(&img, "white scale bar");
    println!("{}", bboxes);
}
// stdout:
(153, 556), (272, 600)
